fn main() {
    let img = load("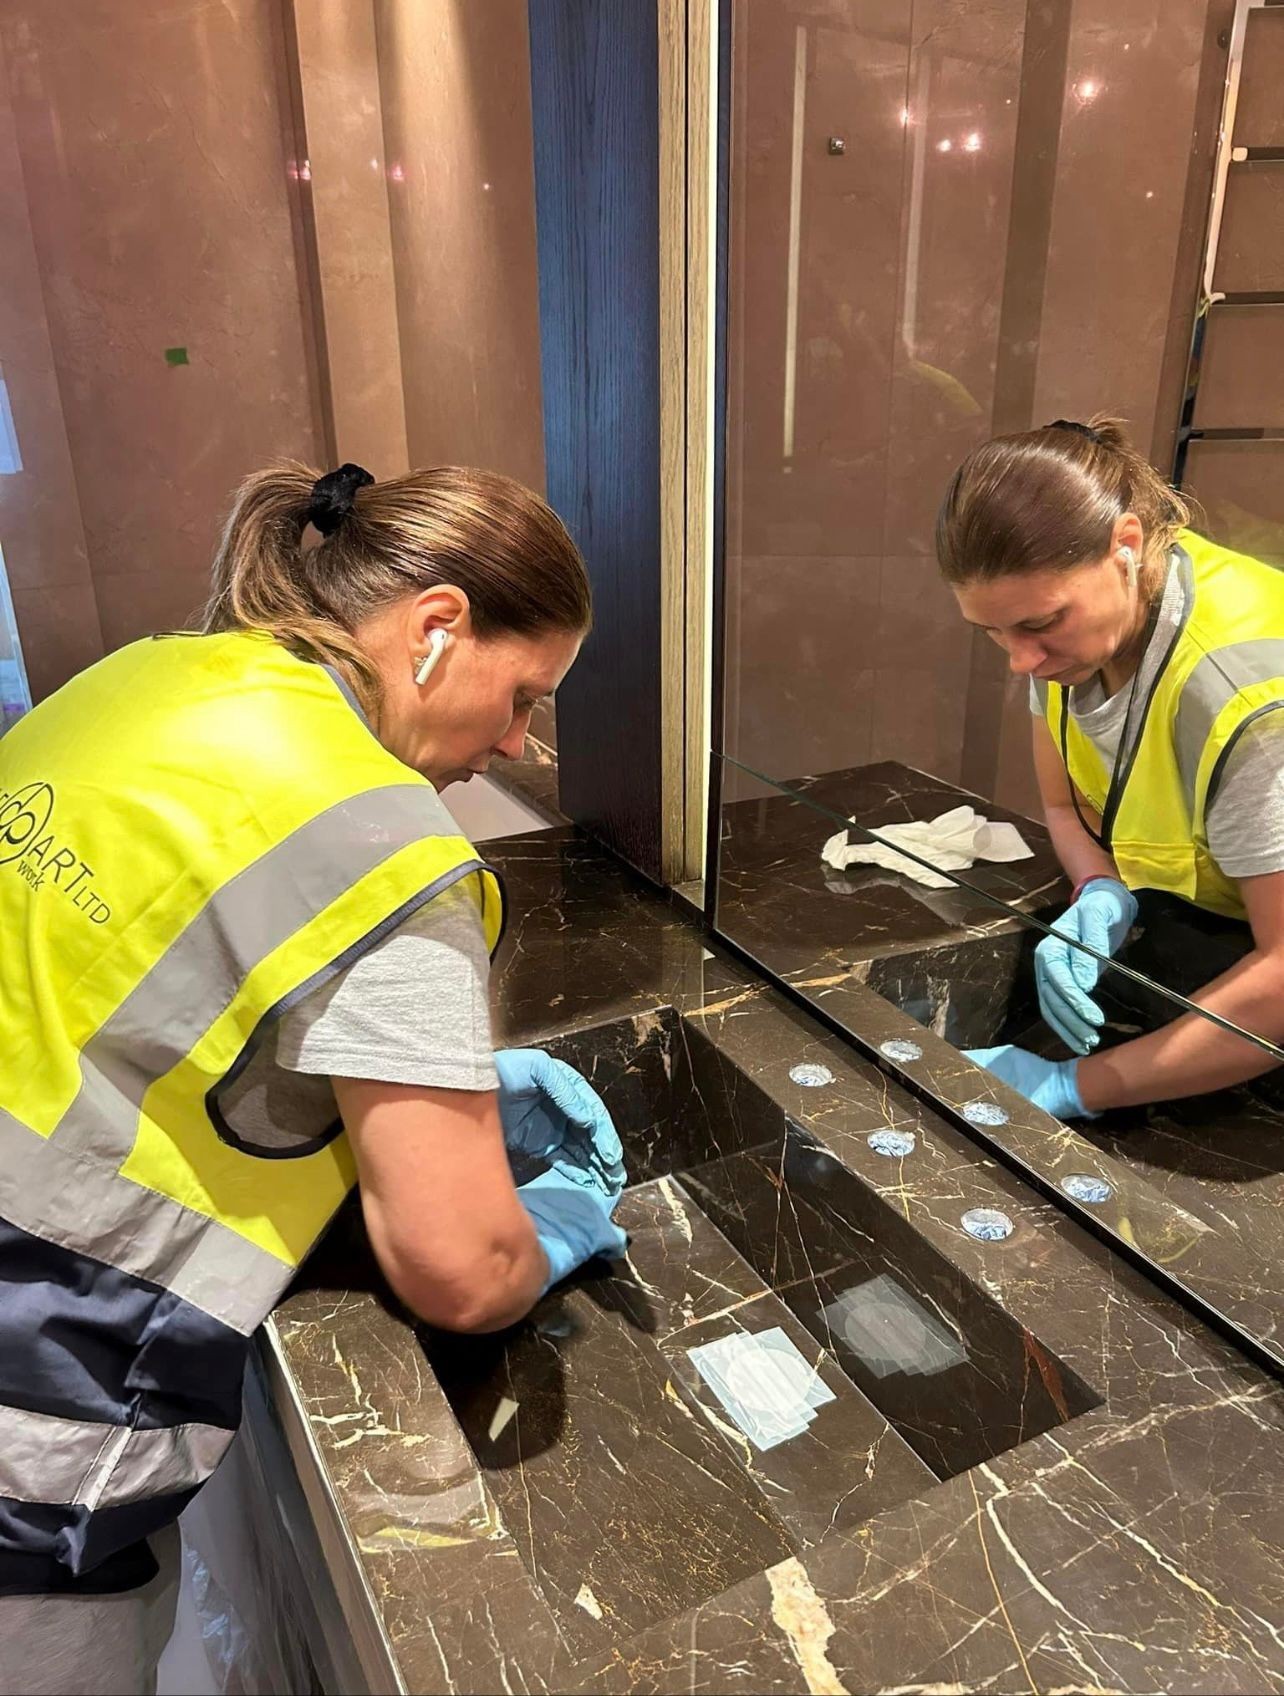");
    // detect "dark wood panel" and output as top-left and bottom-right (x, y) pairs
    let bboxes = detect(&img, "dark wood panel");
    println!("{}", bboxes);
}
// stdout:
(528, 0), (664, 881)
